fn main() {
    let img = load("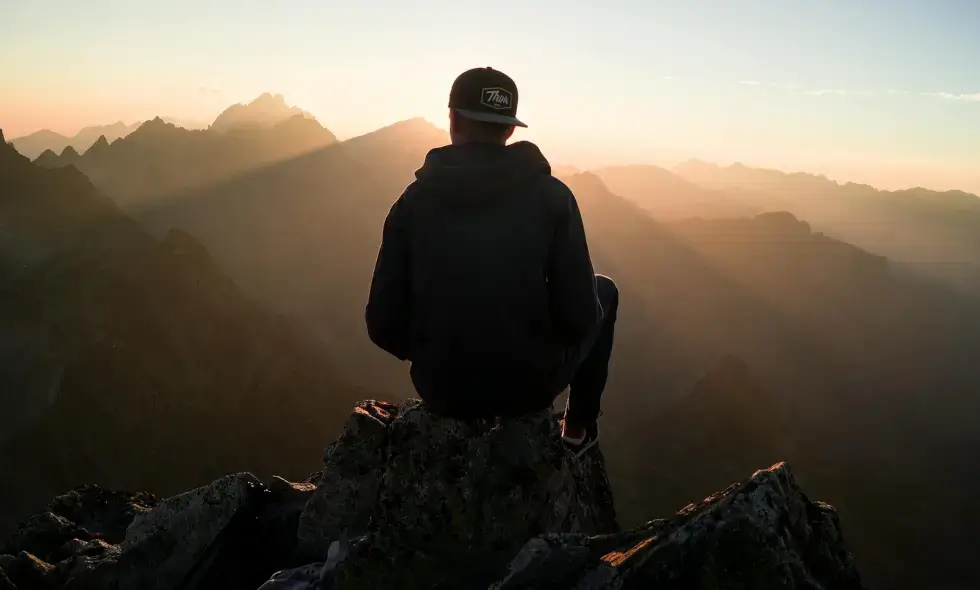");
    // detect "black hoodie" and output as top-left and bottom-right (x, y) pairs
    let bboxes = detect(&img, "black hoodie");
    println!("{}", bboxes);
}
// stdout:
(366, 141), (600, 418)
